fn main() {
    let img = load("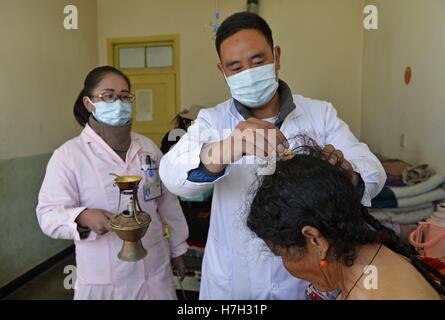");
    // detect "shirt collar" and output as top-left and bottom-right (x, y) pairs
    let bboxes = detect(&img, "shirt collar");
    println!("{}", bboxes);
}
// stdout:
(81, 123), (142, 163)
(233, 79), (301, 124)
(87, 116), (132, 153)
